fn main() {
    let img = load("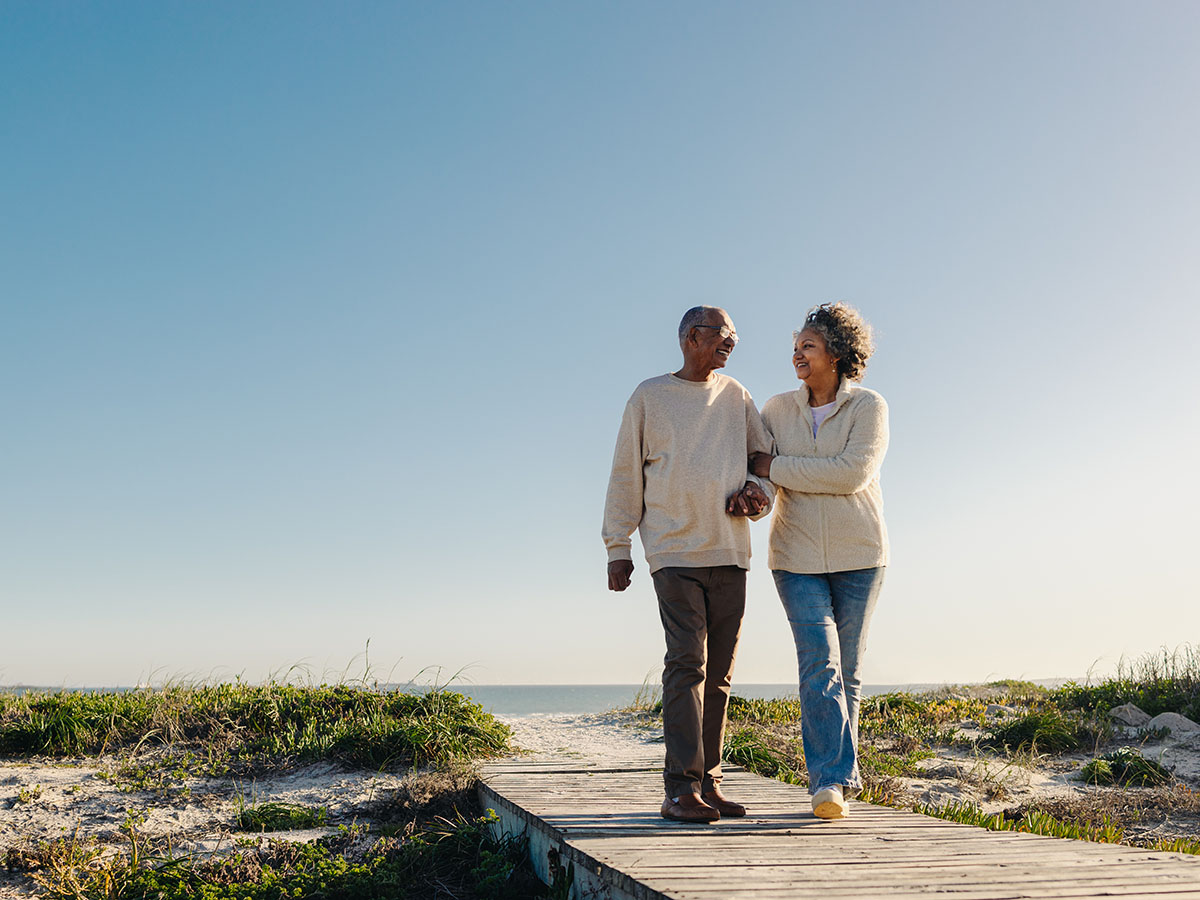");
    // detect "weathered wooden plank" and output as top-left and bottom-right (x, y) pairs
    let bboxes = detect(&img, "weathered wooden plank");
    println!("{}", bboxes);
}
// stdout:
(649, 883), (1200, 895)
(637, 880), (1200, 898)
(586, 852), (1191, 870)
(655, 887), (1200, 899)
(620, 864), (1200, 881)
(606, 854), (1180, 867)
(659, 890), (1200, 899)
(559, 830), (1089, 844)
(627, 866), (1200, 885)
